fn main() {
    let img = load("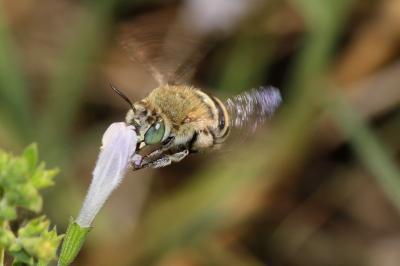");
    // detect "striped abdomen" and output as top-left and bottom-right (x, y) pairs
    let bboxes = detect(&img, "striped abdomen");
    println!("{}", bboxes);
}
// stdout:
(189, 88), (231, 150)
(209, 96), (230, 144)
(192, 86), (281, 150)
